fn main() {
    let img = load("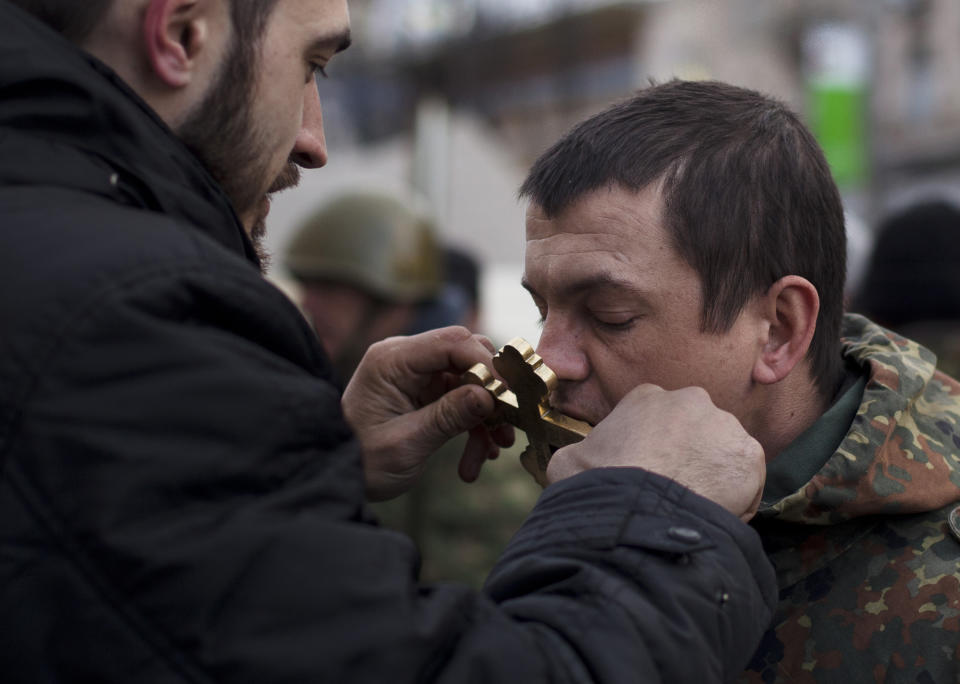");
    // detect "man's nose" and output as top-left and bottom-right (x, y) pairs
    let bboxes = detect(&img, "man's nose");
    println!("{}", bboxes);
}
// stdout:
(291, 80), (327, 169)
(536, 316), (589, 382)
